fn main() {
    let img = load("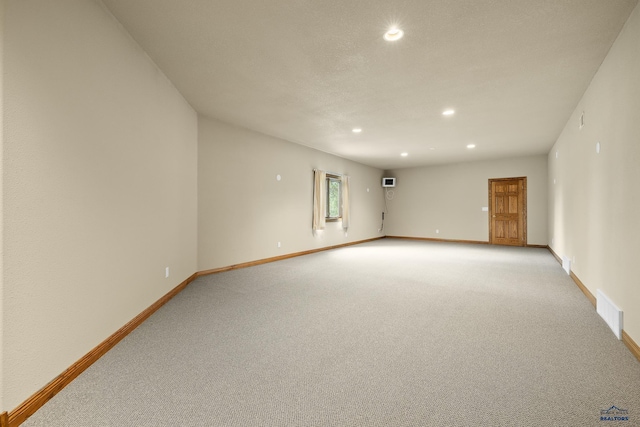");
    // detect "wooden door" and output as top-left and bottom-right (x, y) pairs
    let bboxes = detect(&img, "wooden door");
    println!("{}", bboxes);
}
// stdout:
(489, 177), (526, 246)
